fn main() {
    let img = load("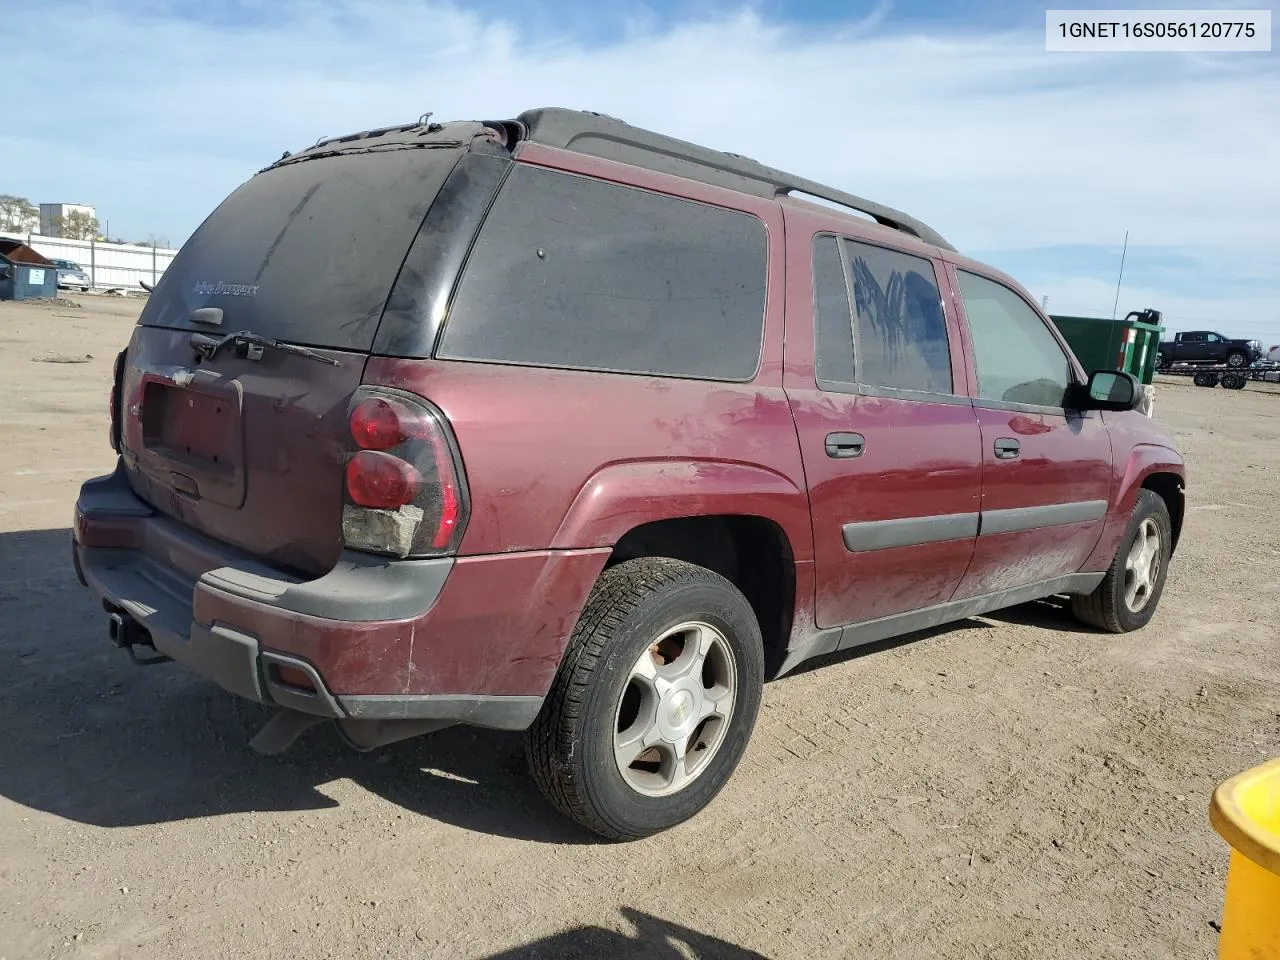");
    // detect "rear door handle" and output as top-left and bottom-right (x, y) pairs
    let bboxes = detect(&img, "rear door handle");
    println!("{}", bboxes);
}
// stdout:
(994, 438), (1020, 459)
(825, 432), (865, 458)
